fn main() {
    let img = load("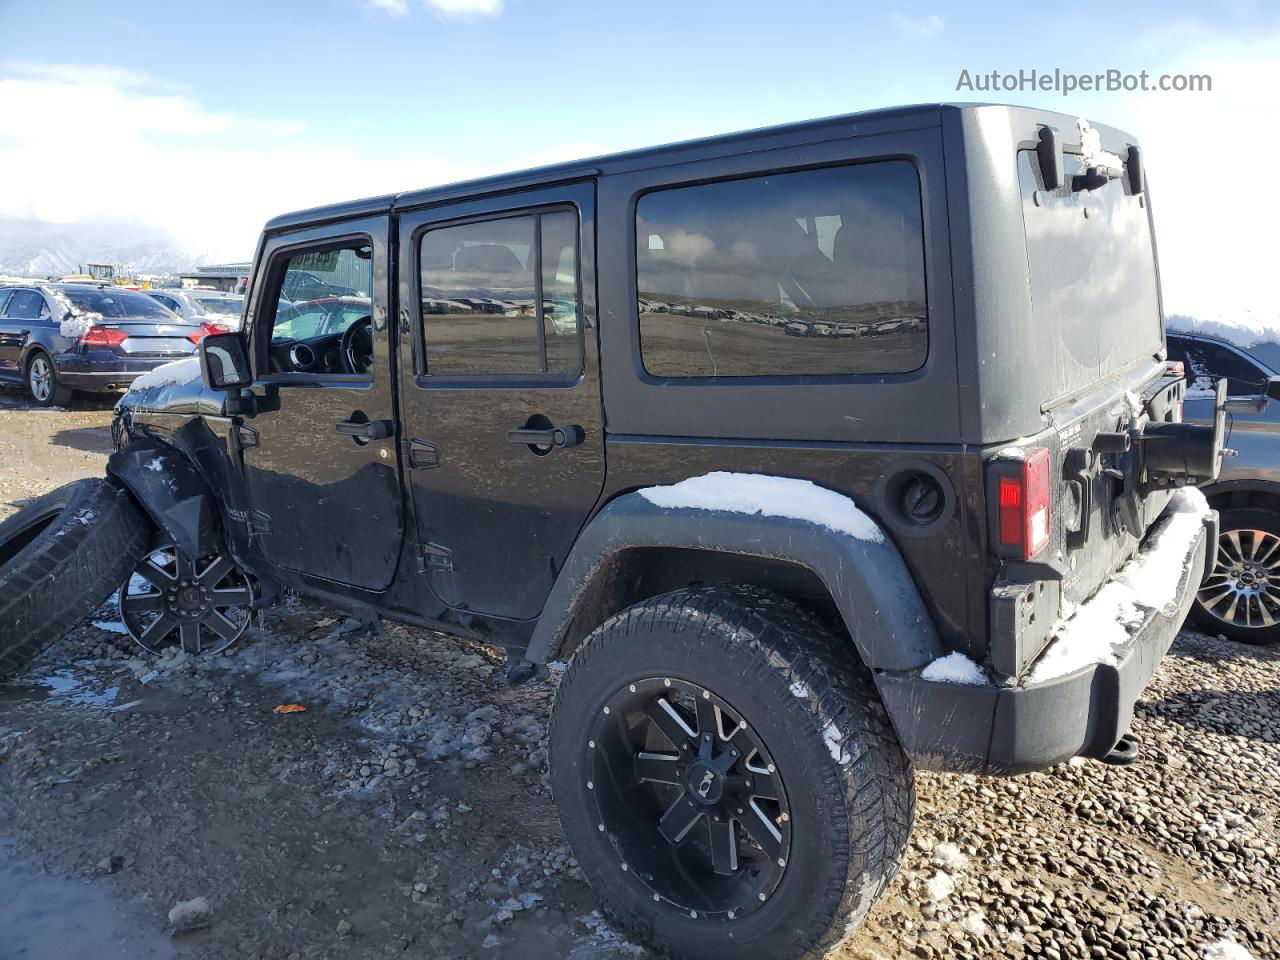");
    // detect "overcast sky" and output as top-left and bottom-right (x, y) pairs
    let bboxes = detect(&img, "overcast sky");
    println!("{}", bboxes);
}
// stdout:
(1, 0), (1276, 325)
